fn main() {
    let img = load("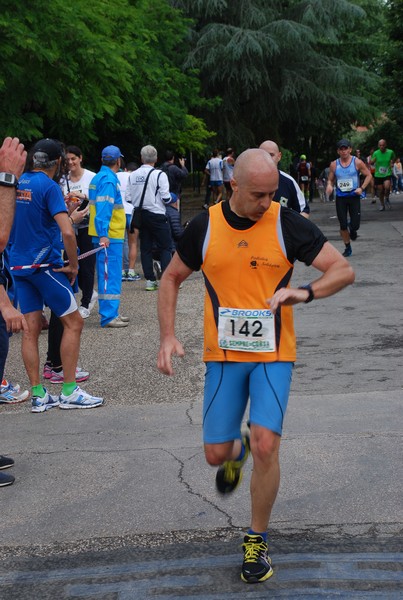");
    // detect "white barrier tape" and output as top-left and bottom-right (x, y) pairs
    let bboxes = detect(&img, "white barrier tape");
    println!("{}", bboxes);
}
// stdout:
(10, 244), (106, 271)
